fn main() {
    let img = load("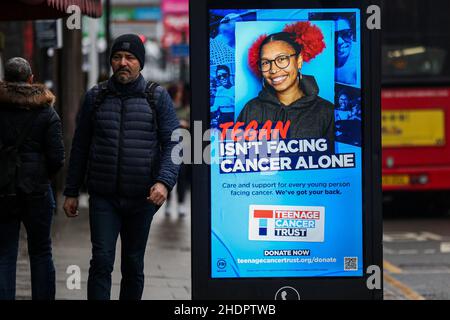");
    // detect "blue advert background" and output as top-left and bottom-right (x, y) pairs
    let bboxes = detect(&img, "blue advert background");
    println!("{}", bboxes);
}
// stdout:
(209, 8), (363, 278)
